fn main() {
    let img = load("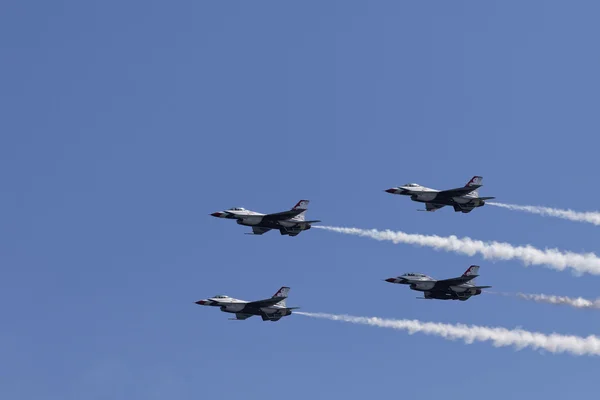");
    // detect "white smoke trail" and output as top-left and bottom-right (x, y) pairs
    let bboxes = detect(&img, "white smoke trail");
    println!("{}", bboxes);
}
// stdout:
(296, 311), (600, 356)
(313, 226), (600, 276)
(488, 202), (600, 226)
(498, 292), (600, 309)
